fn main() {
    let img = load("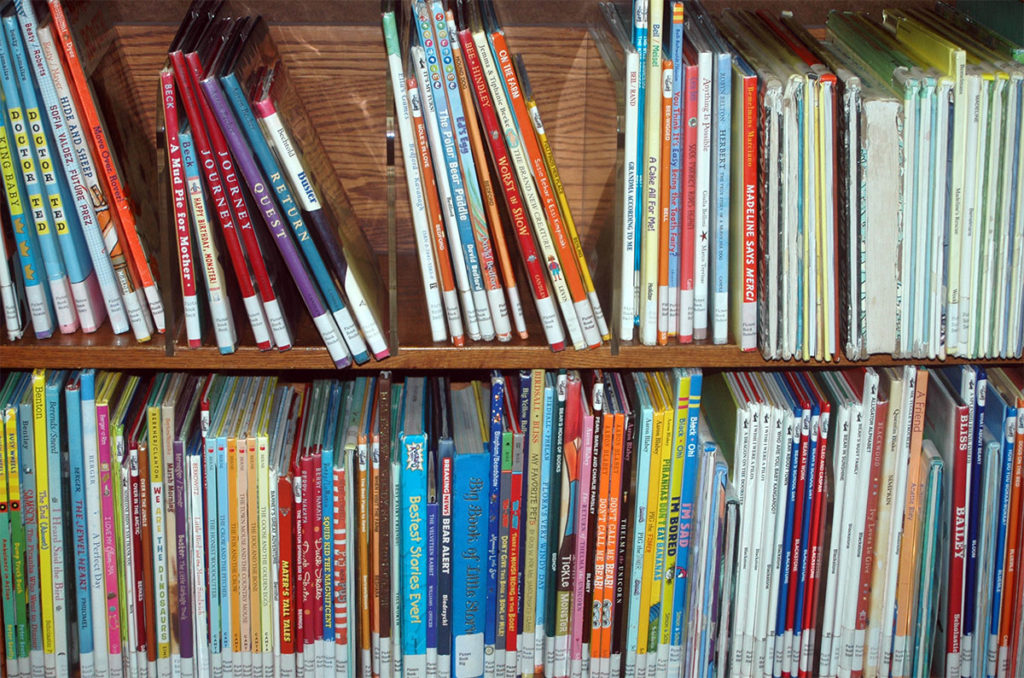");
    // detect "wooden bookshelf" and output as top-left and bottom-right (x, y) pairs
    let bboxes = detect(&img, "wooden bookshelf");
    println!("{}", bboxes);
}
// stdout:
(0, 0), (1014, 373)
